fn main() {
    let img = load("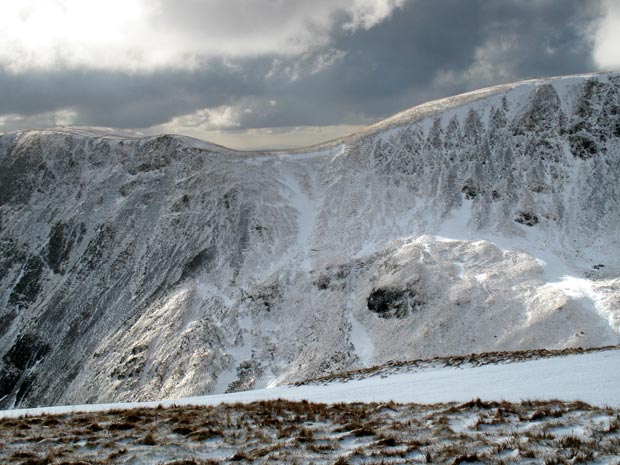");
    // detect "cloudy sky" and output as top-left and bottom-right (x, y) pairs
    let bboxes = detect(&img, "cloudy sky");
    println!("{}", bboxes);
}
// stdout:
(1, 0), (619, 149)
